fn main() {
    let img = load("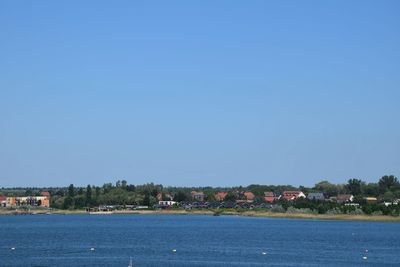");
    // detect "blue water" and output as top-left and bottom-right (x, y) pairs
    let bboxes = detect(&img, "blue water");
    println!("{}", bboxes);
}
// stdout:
(0, 215), (399, 266)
